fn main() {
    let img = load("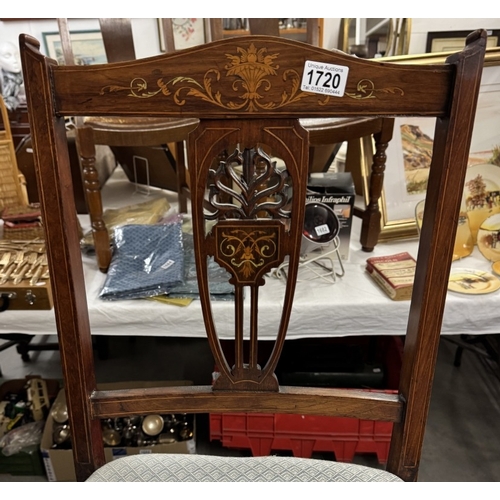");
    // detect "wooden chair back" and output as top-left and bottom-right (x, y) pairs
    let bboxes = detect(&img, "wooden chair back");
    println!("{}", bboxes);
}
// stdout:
(19, 30), (486, 481)
(57, 18), (137, 64)
(245, 18), (395, 251)
(160, 18), (224, 52)
(54, 18), (209, 272)
(57, 18), (224, 64)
